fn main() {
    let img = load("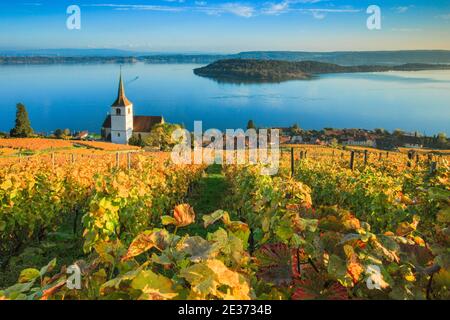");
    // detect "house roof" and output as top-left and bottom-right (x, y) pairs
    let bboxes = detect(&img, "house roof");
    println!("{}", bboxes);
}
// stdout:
(102, 116), (111, 128)
(354, 137), (371, 142)
(279, 136), (291, 144)
(325, 131), (341, 136)
(400, 136), (422, 144)
(111, 73), (132, 107)
(134, 116), (164, 132)
(102, 115), (163, 133)
(75, 131), (89, 138)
